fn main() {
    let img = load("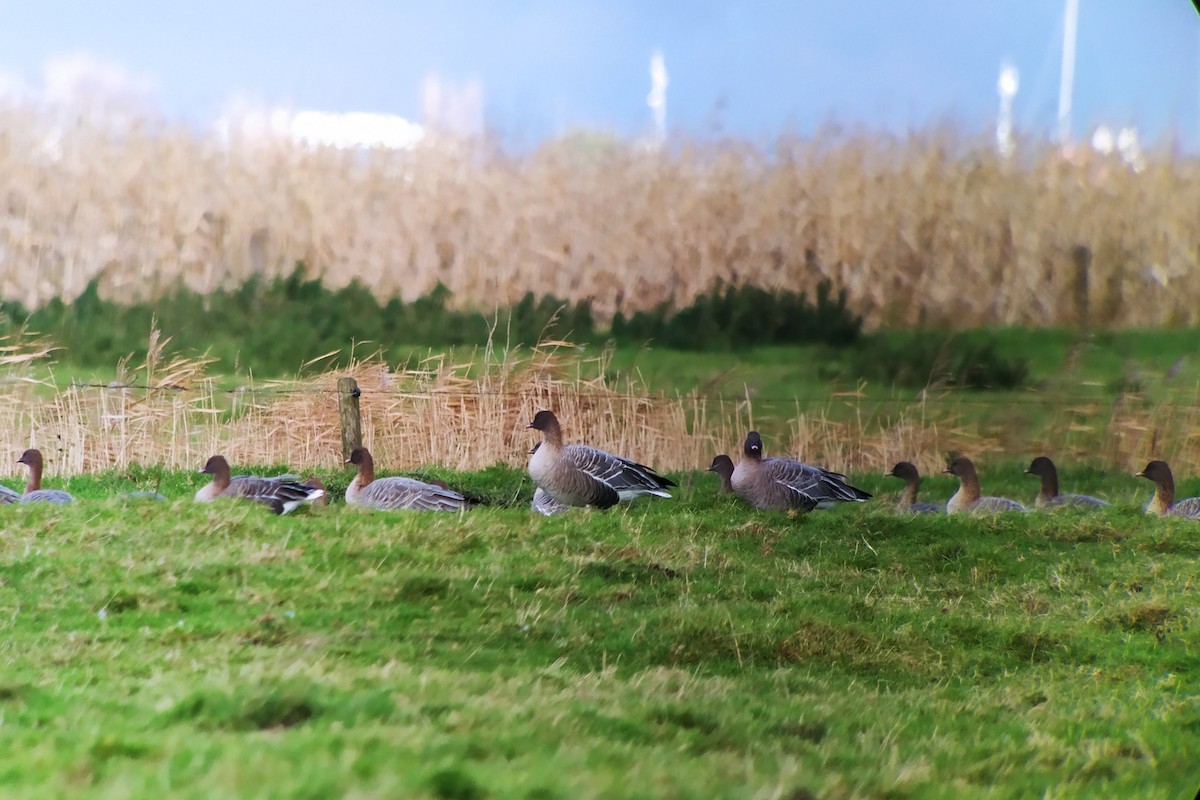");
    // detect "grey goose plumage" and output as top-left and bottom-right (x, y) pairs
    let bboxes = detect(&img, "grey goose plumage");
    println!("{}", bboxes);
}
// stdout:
(526, 410), (675, 509)
(195, 455), (324, 514)
(1024, 456), (1109, 509)
(943, 456), (1025, 514)
(345, 447), (470, 511)
(0, 482), (21, 504)
(886, 461), (943, 513)
(1137, 460), (1200, 518)
(729, 431), (871, 512)
(17, 449), (73, 504)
